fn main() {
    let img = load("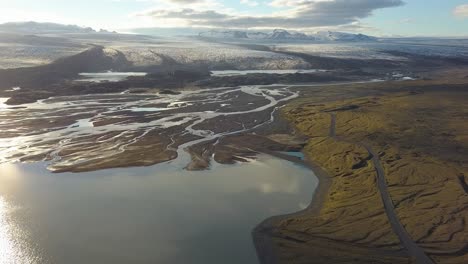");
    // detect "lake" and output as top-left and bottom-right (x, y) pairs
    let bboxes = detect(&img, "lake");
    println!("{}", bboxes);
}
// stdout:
(76, 72), (147, 83)
(210, 69), (323, 77)
(0, 155), (318, 264)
